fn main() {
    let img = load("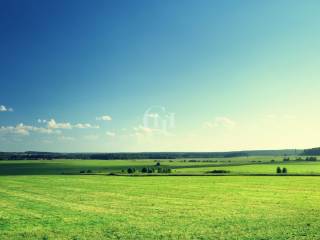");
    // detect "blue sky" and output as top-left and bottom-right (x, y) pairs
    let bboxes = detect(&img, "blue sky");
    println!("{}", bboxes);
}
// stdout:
(1, 0), (320, 152)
